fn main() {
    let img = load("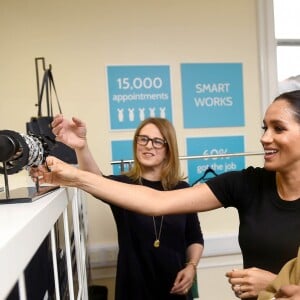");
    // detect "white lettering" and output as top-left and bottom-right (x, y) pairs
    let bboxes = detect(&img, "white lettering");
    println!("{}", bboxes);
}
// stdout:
(195, 83), (231, 93)
(194, 96), (233, 107)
